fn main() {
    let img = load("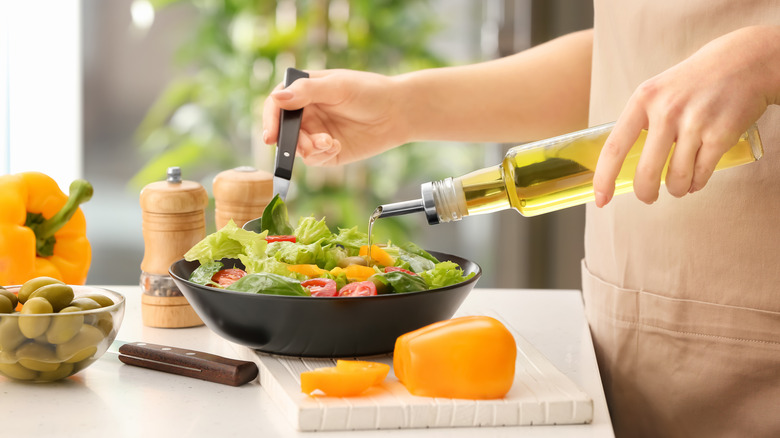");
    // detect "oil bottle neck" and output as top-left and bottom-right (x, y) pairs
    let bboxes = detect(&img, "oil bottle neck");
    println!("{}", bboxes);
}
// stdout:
(377, 177), (468, 225)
